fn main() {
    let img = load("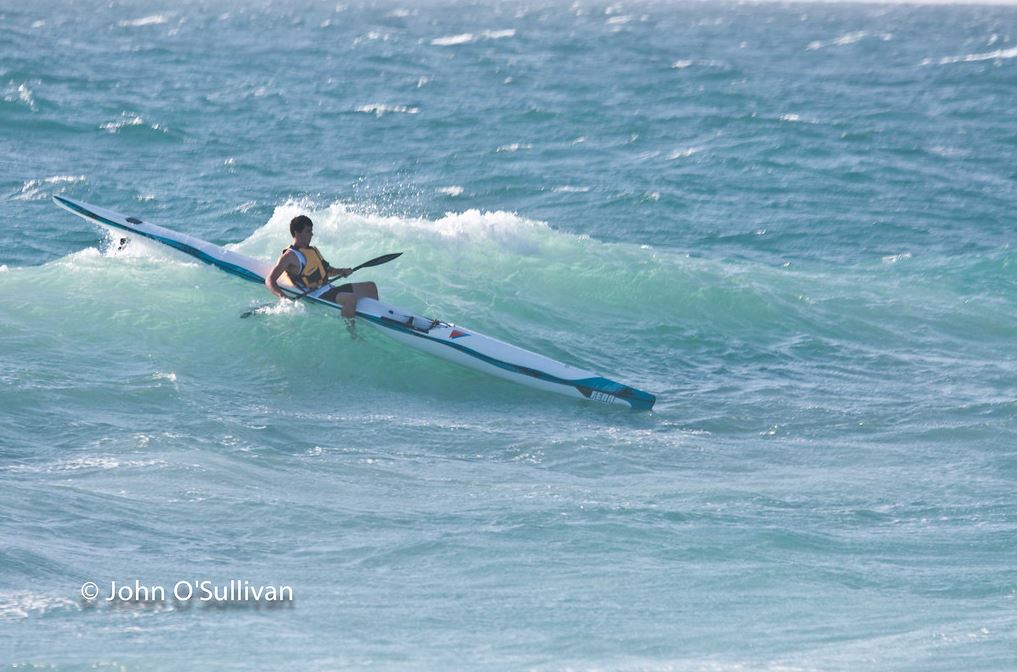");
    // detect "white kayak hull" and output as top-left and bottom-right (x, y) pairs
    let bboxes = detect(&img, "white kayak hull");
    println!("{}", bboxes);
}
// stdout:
(53, 196), (656, 410)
